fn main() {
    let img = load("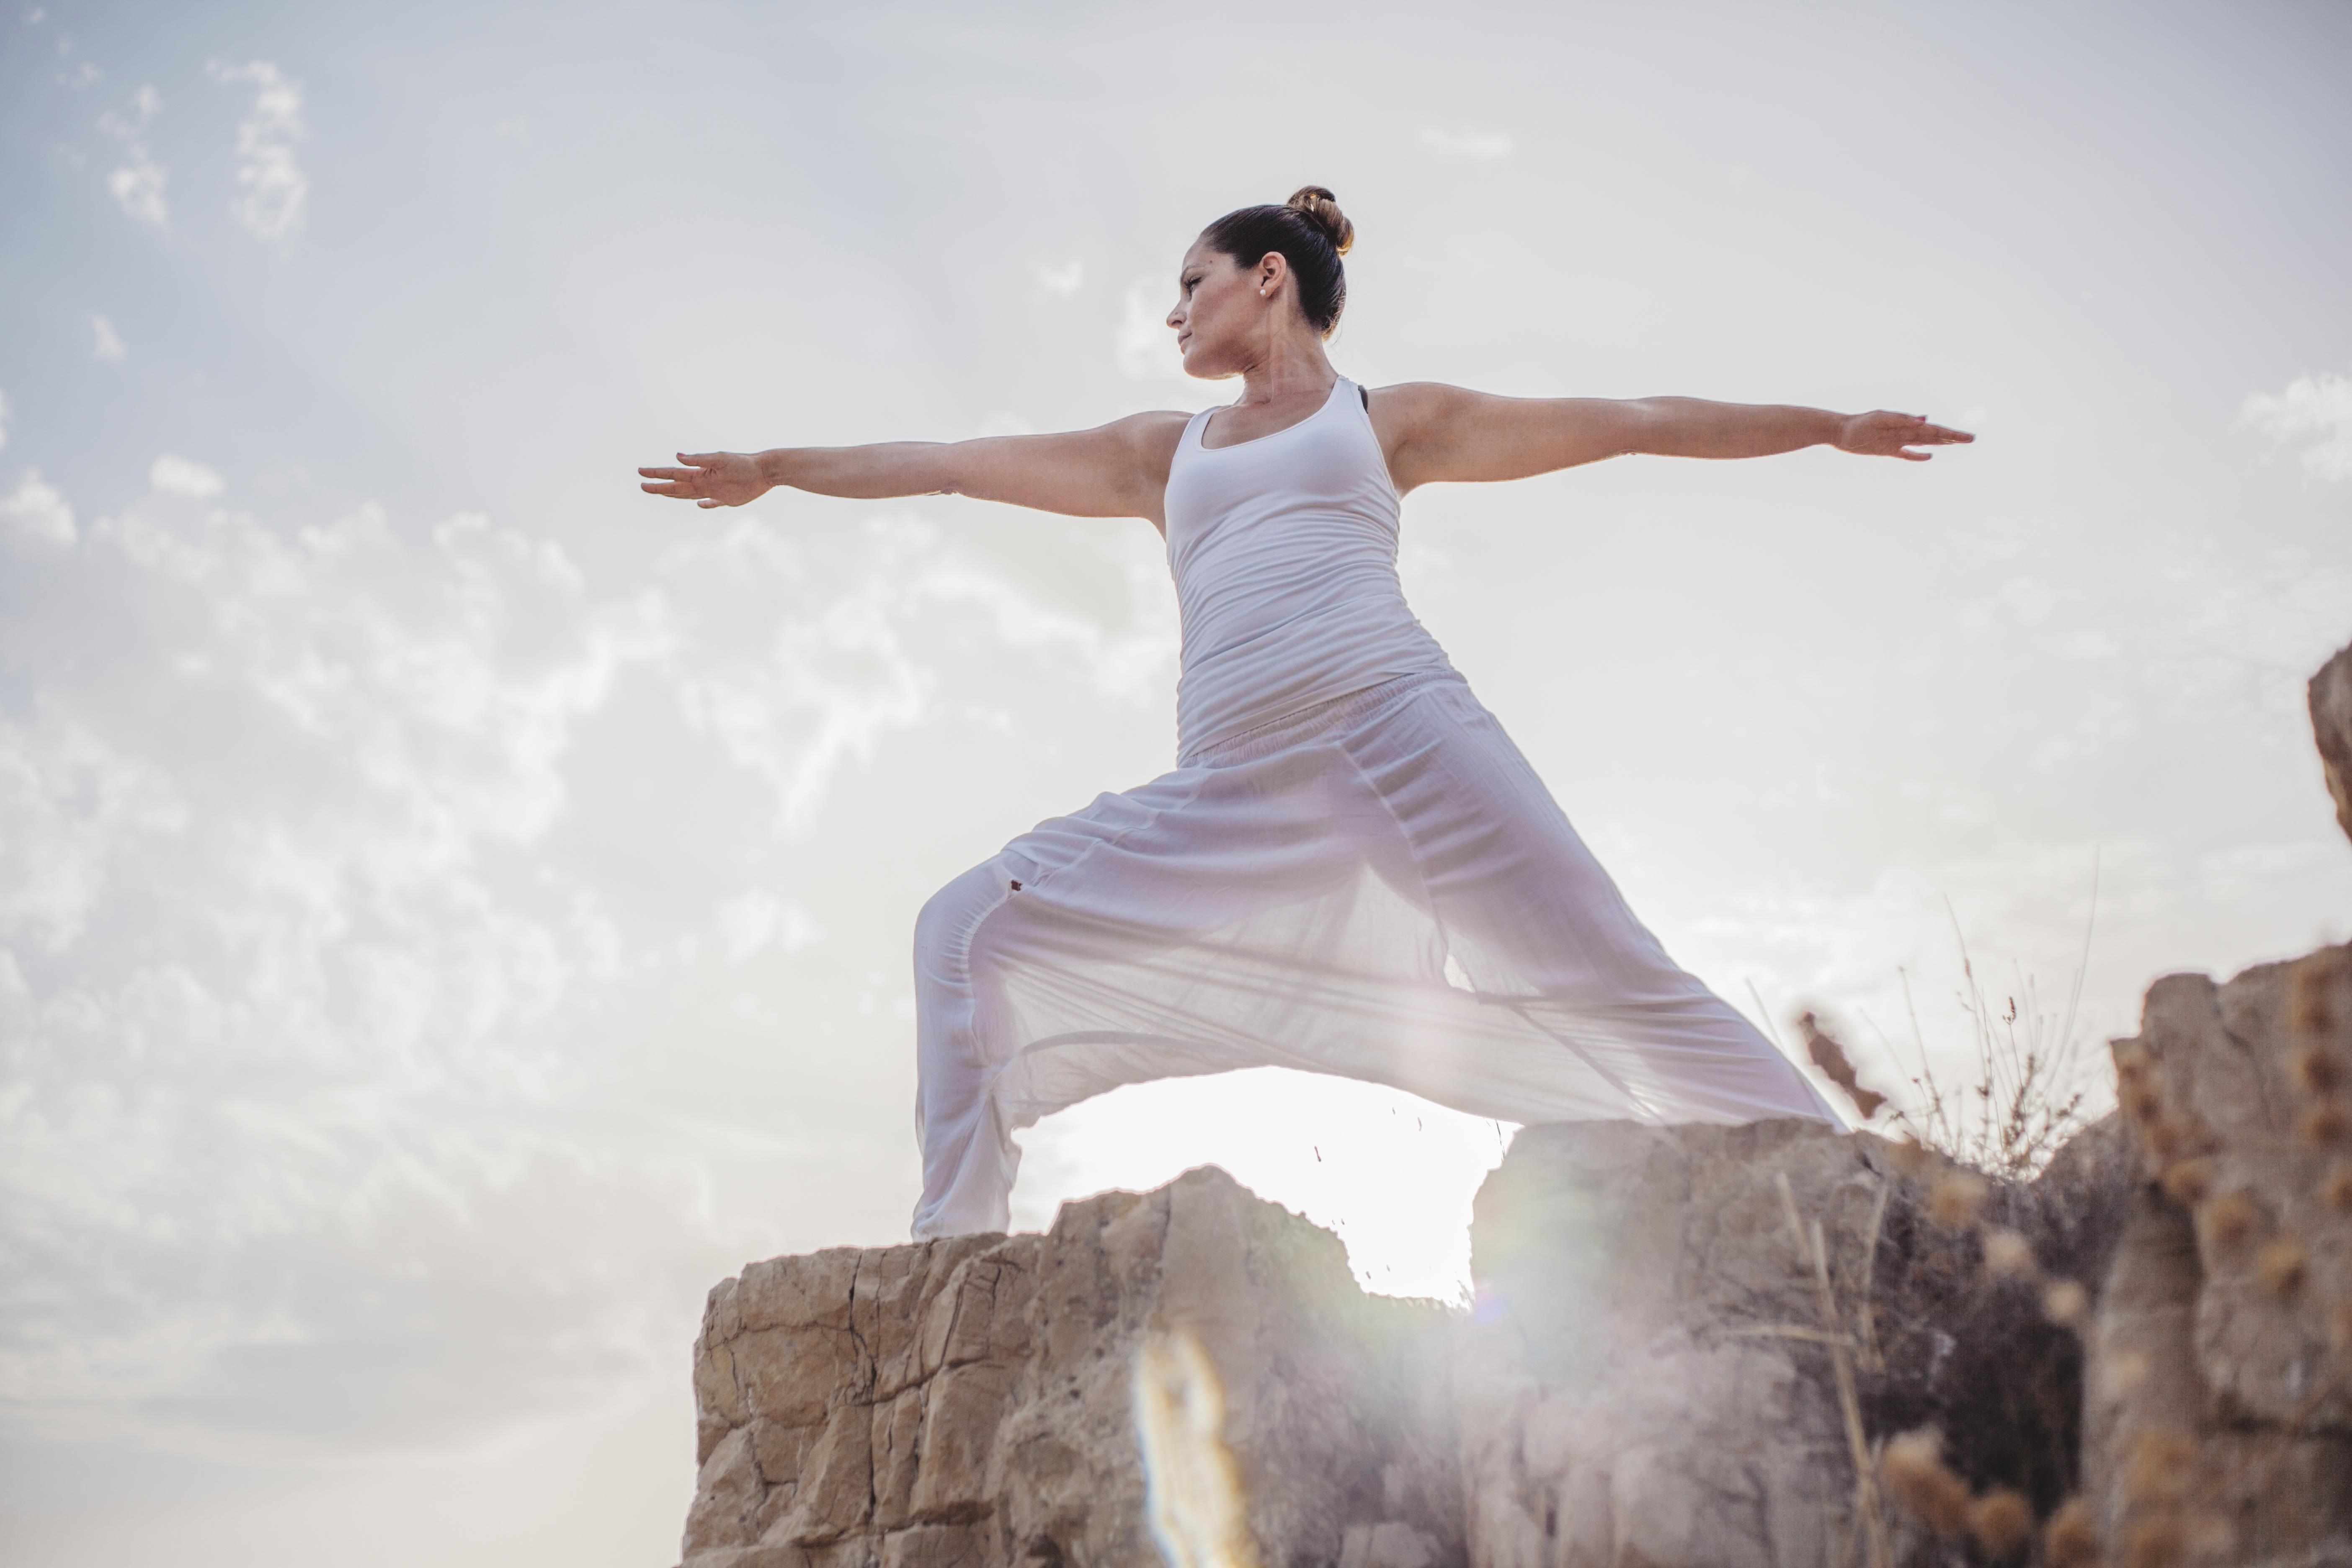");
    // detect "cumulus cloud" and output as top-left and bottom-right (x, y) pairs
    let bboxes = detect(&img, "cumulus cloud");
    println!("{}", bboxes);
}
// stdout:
(1420, 125), (1515, 160)
(91, 314), (125, 361)
(1, 471), (76, 552)
(209, 60), (308, 240)
(98, 85), (166, 228)
(149, 453), (224, 497)
(0, 457), (1177, 1456)
(2242, 370), (2352, 480)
